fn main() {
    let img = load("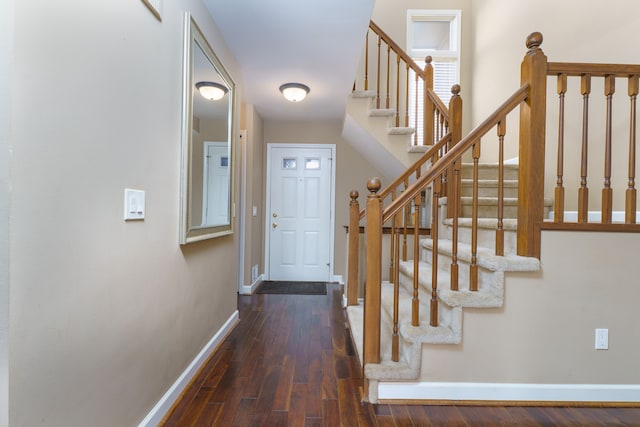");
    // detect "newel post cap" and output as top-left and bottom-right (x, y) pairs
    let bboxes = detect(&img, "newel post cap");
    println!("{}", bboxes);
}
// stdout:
(367, 178), (381, 194)
(526, 32), (543, 51)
